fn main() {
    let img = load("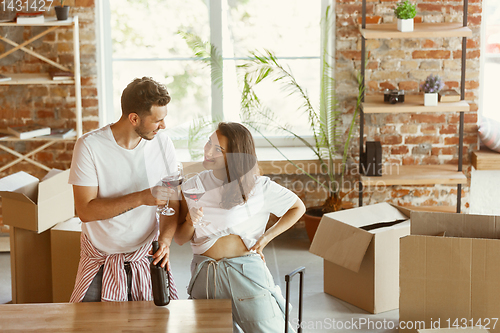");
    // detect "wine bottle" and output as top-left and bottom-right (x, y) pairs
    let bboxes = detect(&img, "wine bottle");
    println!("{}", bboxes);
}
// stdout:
(150, 241), (170, 306)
